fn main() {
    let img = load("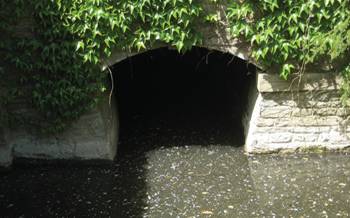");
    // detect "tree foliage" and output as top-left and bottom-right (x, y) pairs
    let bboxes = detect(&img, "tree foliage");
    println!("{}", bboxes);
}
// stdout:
(227, 0), (350, 101)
